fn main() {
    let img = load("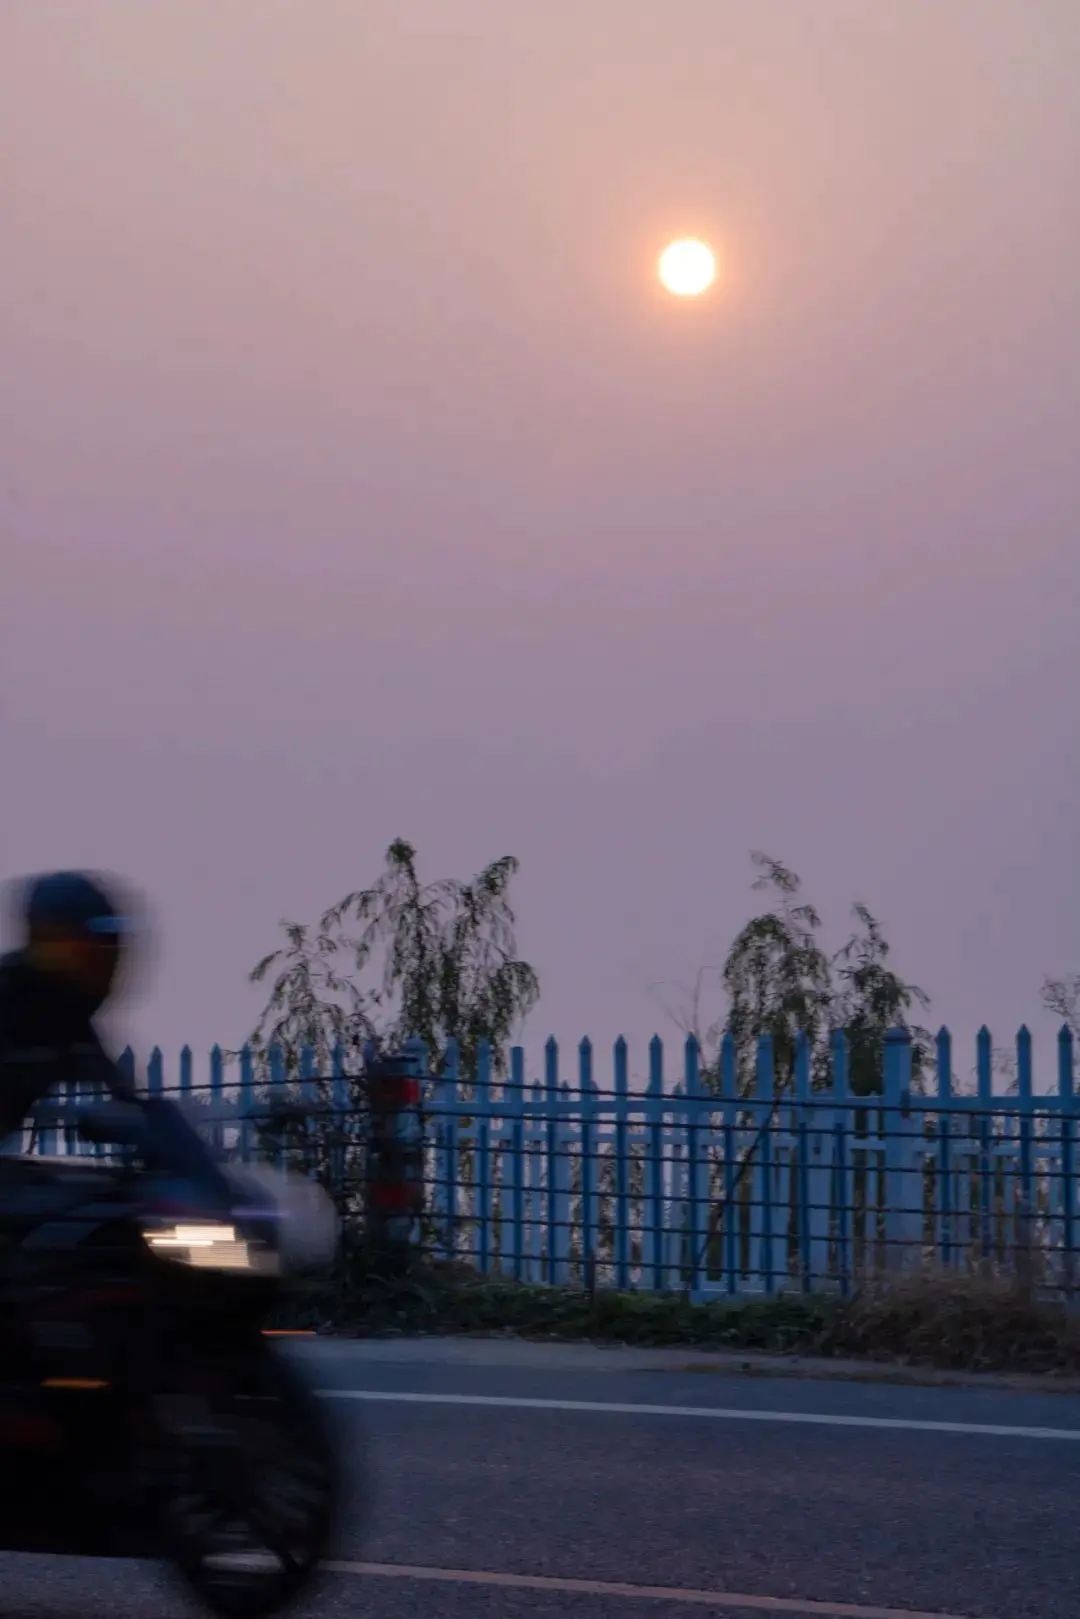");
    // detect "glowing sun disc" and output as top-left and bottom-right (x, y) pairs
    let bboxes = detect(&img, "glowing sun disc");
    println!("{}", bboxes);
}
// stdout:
(658, 238), (716, 297)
